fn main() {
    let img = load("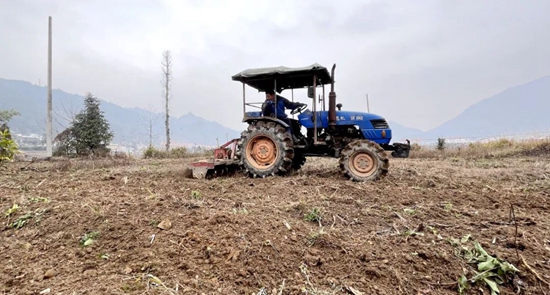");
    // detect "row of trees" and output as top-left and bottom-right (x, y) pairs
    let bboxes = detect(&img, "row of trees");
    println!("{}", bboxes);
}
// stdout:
(56, 50), (174, 157)
(55, 50), (174, 157)
(1, 95), (114, 160)
(2, 50), (174, 160)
